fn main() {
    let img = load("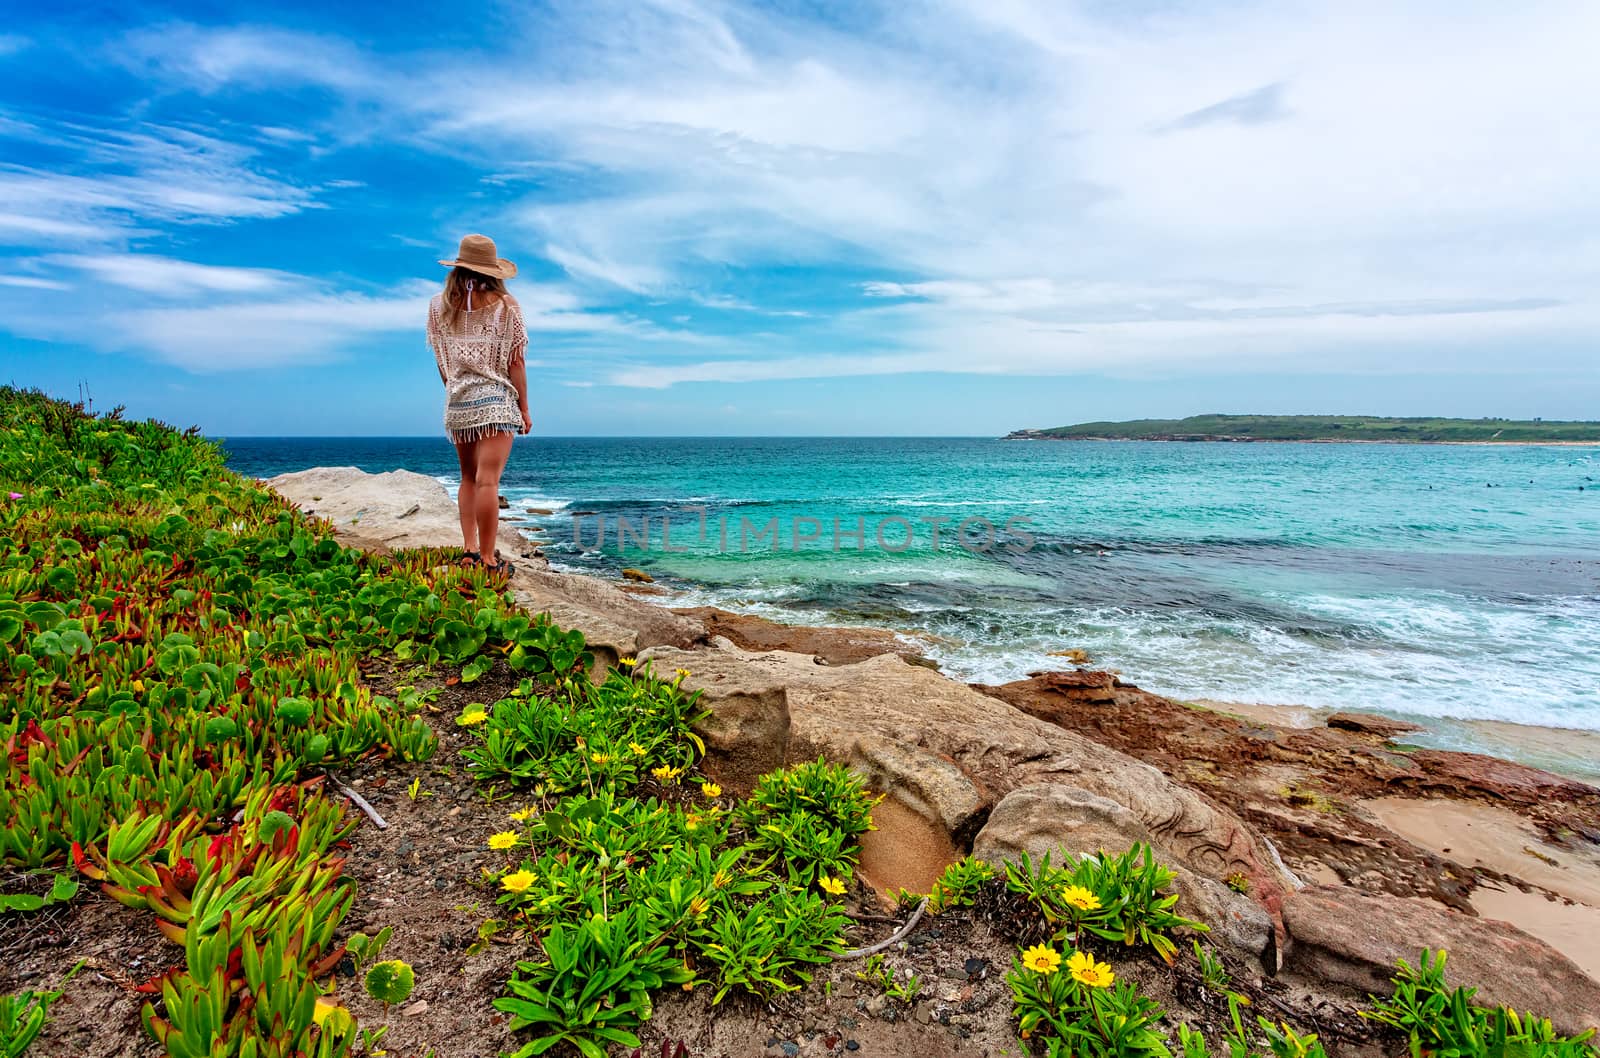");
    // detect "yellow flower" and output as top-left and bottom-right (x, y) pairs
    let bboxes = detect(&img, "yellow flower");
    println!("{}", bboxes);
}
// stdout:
(457, 706), (488, 726)
(688, 895), (710, 917)
(628, 741), (647, 756)
(591, 752), (612, 765)
(1021, 945), (1062, 975)
(487, 832), (520, 850)
(500, 869), (537, 894)
(1066, 950), (1115, 989)
(618, 657), (637, 668)
(1061, 885), (1101, 912)
(509, 806), (537, 822)
(711, 868), (732, 889)
(818, 875), (847, 896)
(675, 667), (691, 679)
(652, 764), (681, 782)
(132, 679), (146, 693)
(701, 782), (722, 798)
